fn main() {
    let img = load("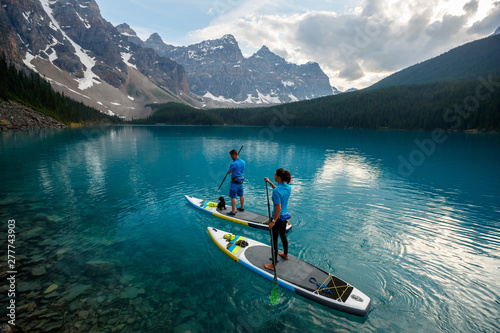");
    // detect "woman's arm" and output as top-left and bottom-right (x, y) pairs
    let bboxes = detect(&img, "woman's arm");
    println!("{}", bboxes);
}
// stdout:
(273, 204), (281, 222)
(268, 203), (281, 228)
(264, 177), (276, 189)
